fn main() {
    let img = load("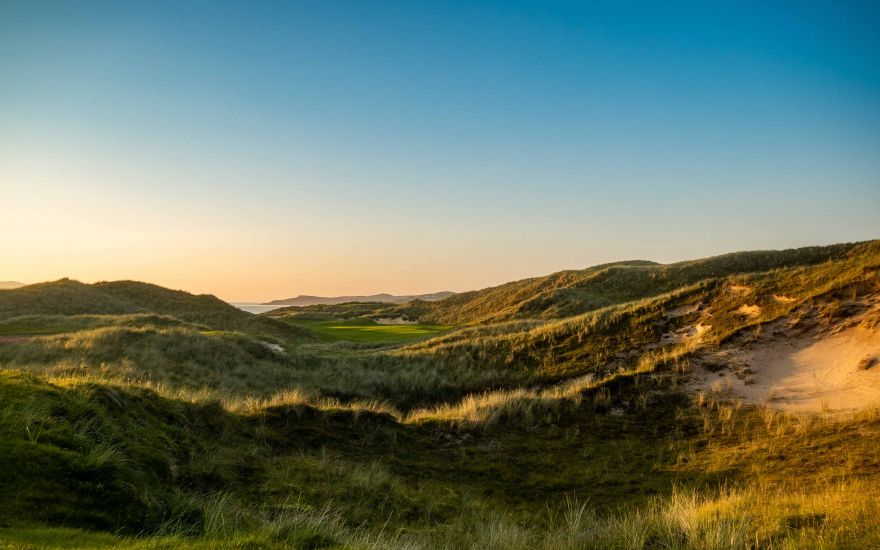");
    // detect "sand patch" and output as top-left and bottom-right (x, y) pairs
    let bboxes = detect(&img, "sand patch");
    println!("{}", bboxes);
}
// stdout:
(773, 295), (796, 303)
(690, 323), (711, 338)
(261, 342), (285, 354)
(660, 323), (712, 346)
(375, 316), (417, 325)
(667, 303), (700, 318)
(737, 304), (762, 317)
(697, 326), (880, 412)
(729, 285), (752, 295)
